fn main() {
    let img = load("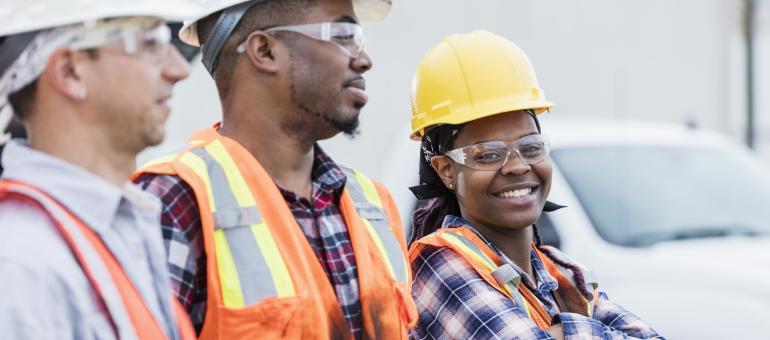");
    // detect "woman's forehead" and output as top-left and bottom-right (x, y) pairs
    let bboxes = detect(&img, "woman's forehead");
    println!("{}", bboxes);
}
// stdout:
(454, 111), (539, 145)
